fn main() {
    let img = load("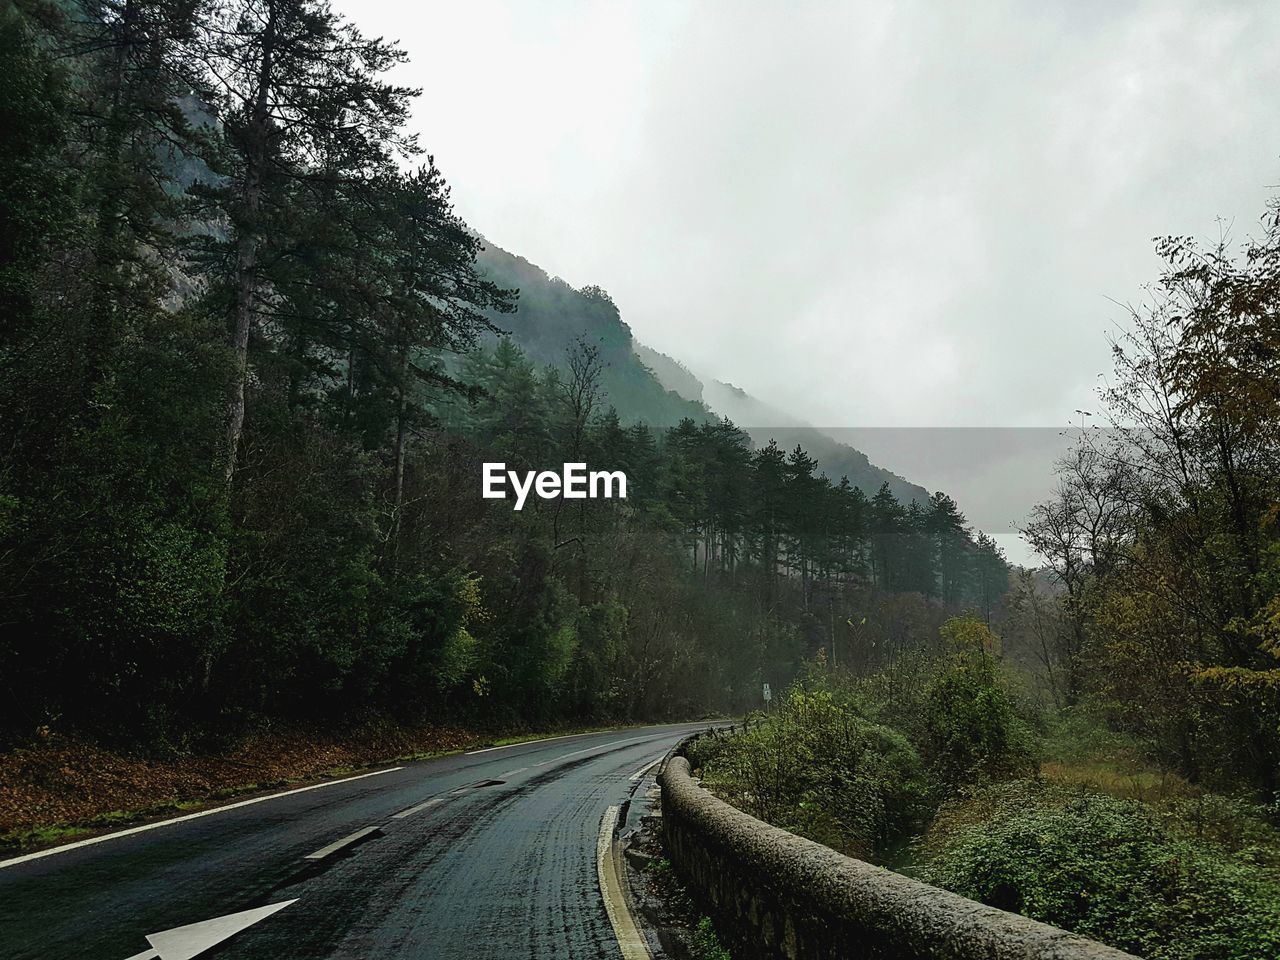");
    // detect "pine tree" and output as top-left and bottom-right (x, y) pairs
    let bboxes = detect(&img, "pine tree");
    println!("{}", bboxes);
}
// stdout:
(869, 482), (906, 590)
(750, 440), (788, 596)
(783, 445), (823, 608)
(191, 0), (417, 484)
(928, 491), (970, 606)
